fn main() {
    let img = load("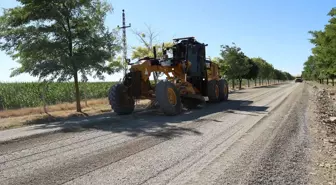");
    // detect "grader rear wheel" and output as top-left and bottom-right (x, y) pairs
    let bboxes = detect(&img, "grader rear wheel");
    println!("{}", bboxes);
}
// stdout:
(108, 83), (135, 115)
(208, 80), (220, 102)
(218, 79), (229, 101)
(155, 81), (182, 116)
